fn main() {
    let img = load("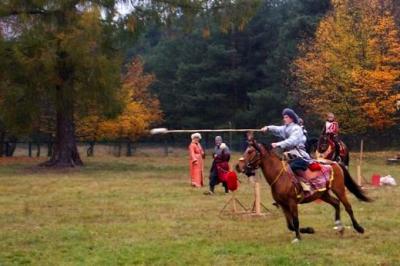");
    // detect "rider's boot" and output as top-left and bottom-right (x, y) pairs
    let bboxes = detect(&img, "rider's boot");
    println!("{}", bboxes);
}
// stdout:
(300, 181), (311, 191)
